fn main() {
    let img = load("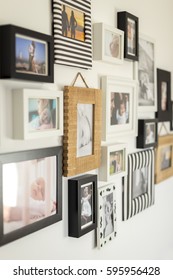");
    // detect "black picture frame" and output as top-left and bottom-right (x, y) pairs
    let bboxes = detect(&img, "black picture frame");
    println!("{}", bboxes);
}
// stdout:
(0, 146), (62, 246)
(0, 24), (54, 83)
(117, 11), (138, 61)
(52, 0), (92, 69)
(156, 69), (171, 122)
(68, 174), (97, 238)
(170, 101), (173, 131)
(137, 119), (158, 148)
